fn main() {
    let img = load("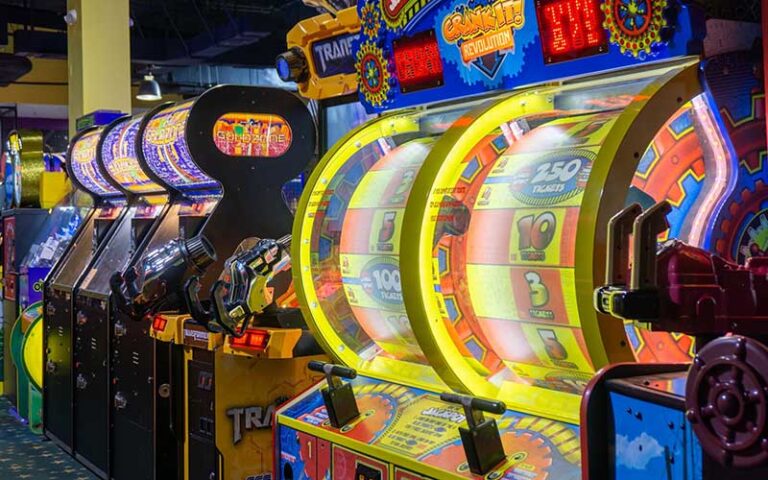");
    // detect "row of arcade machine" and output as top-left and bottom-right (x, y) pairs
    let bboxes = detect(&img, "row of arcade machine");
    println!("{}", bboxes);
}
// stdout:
(254, 1), (768, 480)
(22, 1), (766, 479)
(39, 85), (321, 480)
(109, 0), (768, 478)
(108, 5), (376, 480)
(1, 128), (71, 418)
